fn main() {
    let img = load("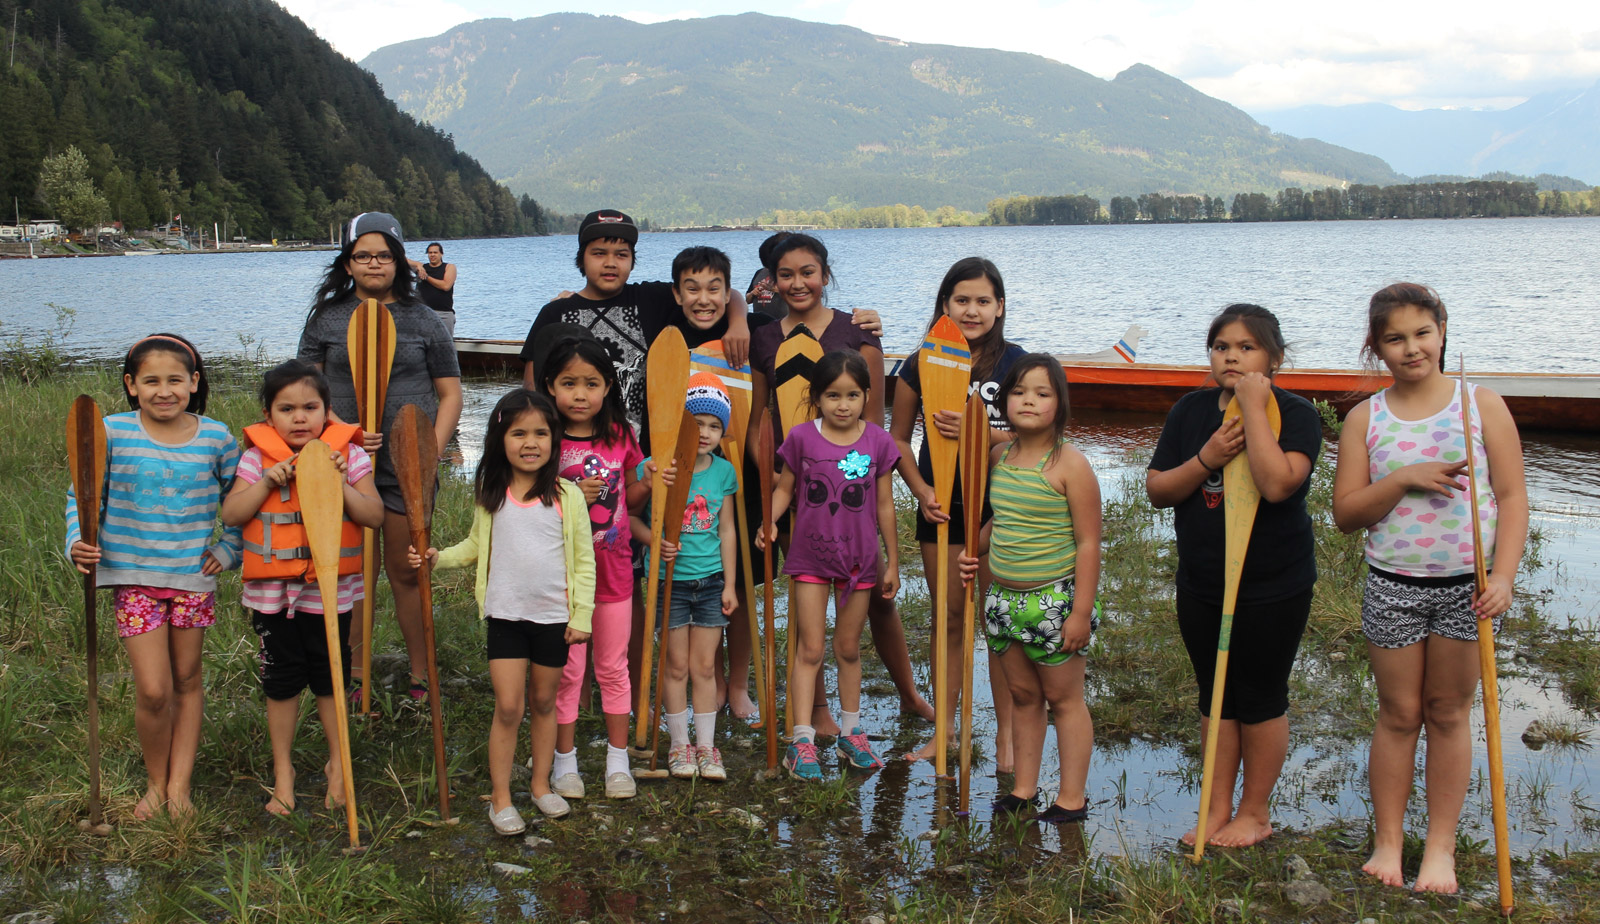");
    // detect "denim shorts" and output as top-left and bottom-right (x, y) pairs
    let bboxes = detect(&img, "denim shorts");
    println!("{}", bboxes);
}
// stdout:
(660, 574), (729, 630)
